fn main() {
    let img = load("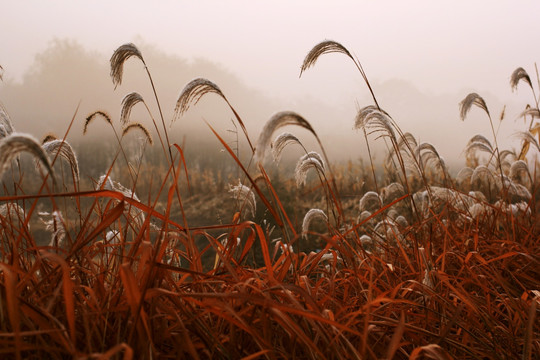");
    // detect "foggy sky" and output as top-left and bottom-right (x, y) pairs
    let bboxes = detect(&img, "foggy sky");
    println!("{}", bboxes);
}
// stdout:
(1, 1), (540, 170)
